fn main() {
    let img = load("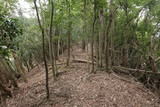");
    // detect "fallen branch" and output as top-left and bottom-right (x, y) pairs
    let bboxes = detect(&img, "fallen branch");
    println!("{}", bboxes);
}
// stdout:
(72, 59), (96, 64)
(112, 66), (160, 96)
(112, 66), (160, 75)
